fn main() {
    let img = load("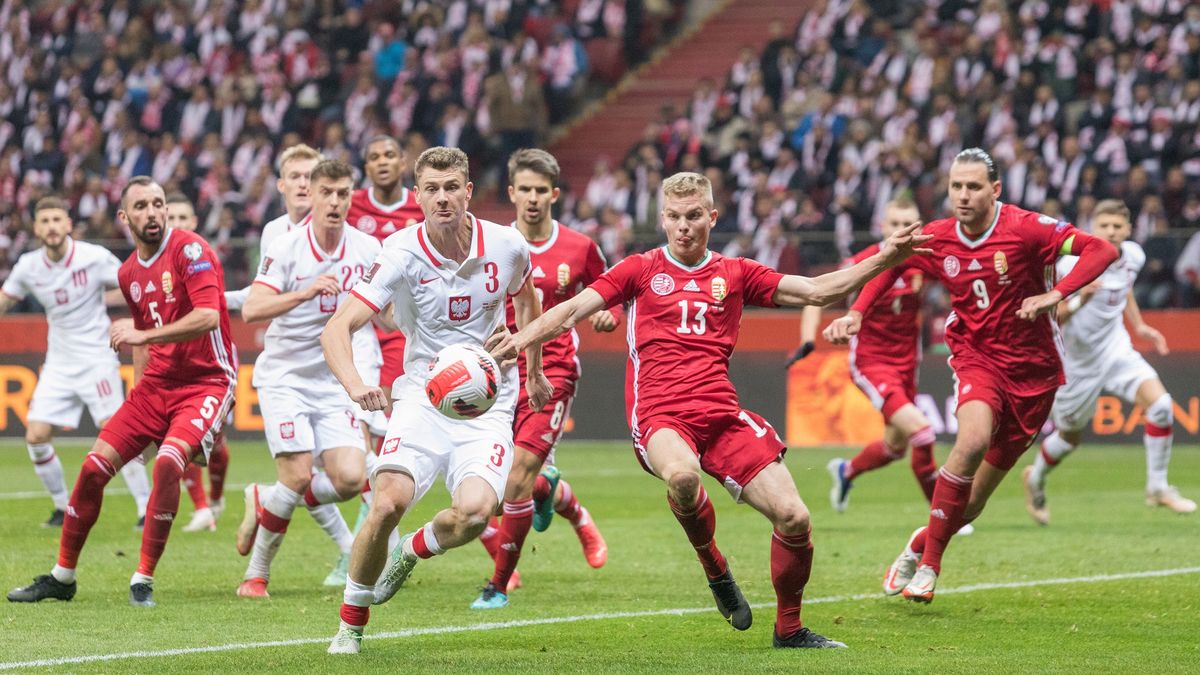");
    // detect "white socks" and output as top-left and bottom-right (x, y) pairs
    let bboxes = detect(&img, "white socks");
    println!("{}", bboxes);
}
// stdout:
(244, 483), (302, 581)
(28, 443), (68, 510)
(120, 457), (151, 518)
